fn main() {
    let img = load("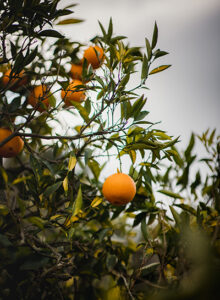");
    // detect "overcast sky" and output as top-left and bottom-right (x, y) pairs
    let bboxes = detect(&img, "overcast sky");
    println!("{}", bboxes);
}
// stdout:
(58, 0), (220, 175)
